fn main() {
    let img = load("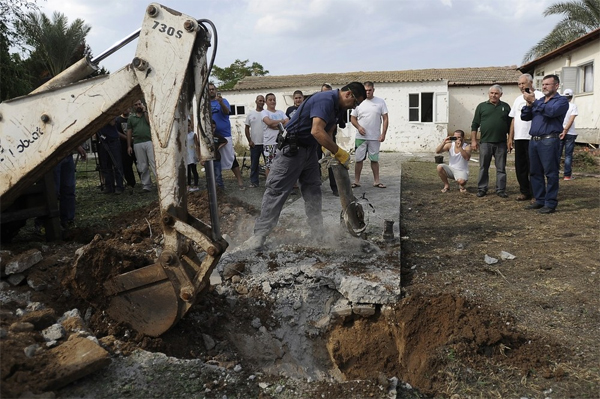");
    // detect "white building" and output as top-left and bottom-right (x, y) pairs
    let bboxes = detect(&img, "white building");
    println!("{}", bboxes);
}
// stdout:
(519, 28), (599, 145)
(219, 66), (522, 153)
